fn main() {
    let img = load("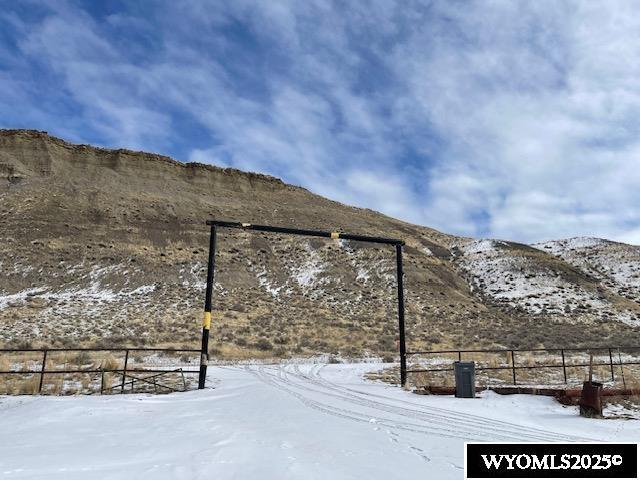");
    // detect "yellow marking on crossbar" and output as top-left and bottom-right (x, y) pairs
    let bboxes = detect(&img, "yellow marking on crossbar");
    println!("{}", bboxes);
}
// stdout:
(331, 232), (340, 239)
(203, 312), (212, 329)
(242, 223), (251, 227)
